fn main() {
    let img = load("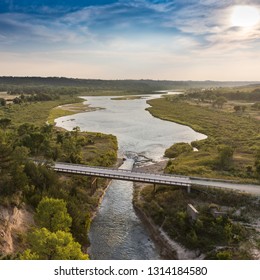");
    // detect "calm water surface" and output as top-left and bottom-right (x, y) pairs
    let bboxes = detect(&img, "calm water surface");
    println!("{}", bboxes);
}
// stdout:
(55, 94), (206, 259)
